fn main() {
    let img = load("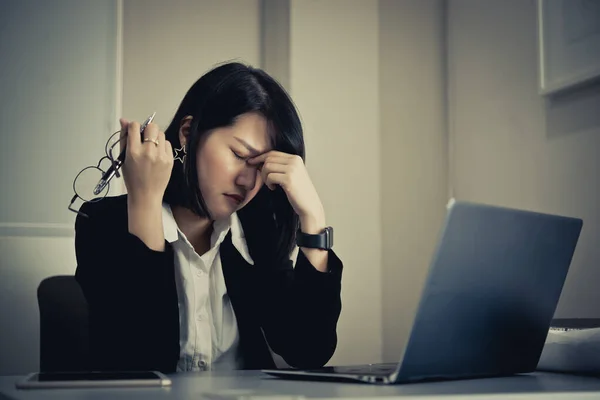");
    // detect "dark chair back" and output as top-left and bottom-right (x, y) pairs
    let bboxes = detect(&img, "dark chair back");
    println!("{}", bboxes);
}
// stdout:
(37, 275), (89, 372)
